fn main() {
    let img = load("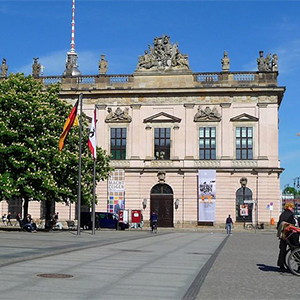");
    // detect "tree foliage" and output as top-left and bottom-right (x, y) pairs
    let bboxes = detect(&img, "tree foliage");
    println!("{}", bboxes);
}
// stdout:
(283, 187), (300, 197)
(0, 73), (112, 215)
